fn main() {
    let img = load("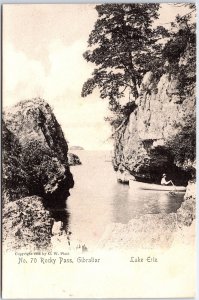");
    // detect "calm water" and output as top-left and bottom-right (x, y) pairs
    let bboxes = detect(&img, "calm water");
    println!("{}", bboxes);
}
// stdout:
(67, 150), (184, 247)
